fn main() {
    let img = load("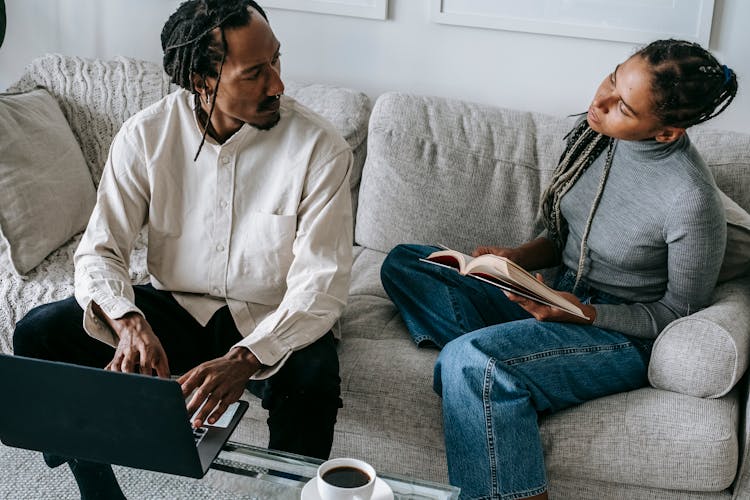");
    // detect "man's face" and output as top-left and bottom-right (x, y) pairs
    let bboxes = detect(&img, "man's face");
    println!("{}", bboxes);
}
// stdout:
(201, 9), (284, 134)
